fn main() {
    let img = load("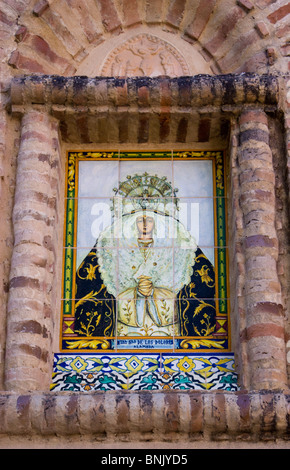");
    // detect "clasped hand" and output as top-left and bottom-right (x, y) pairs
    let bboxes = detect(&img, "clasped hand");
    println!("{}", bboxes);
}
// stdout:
(137, 275), (153, 297)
